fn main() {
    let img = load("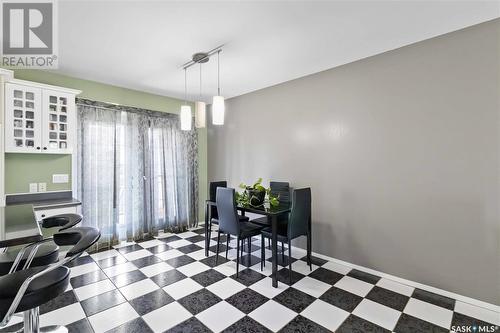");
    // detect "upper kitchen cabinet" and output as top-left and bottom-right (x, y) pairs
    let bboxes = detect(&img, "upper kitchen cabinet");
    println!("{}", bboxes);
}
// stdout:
(4, 81), (80, 154)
